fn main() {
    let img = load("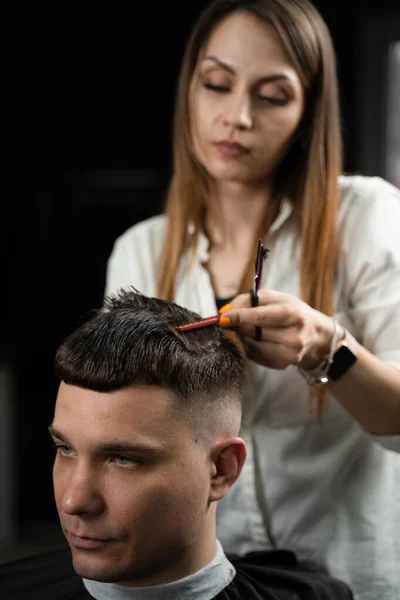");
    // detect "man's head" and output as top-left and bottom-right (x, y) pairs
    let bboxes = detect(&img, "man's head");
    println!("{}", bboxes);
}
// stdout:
(49, 289), (246, 586)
